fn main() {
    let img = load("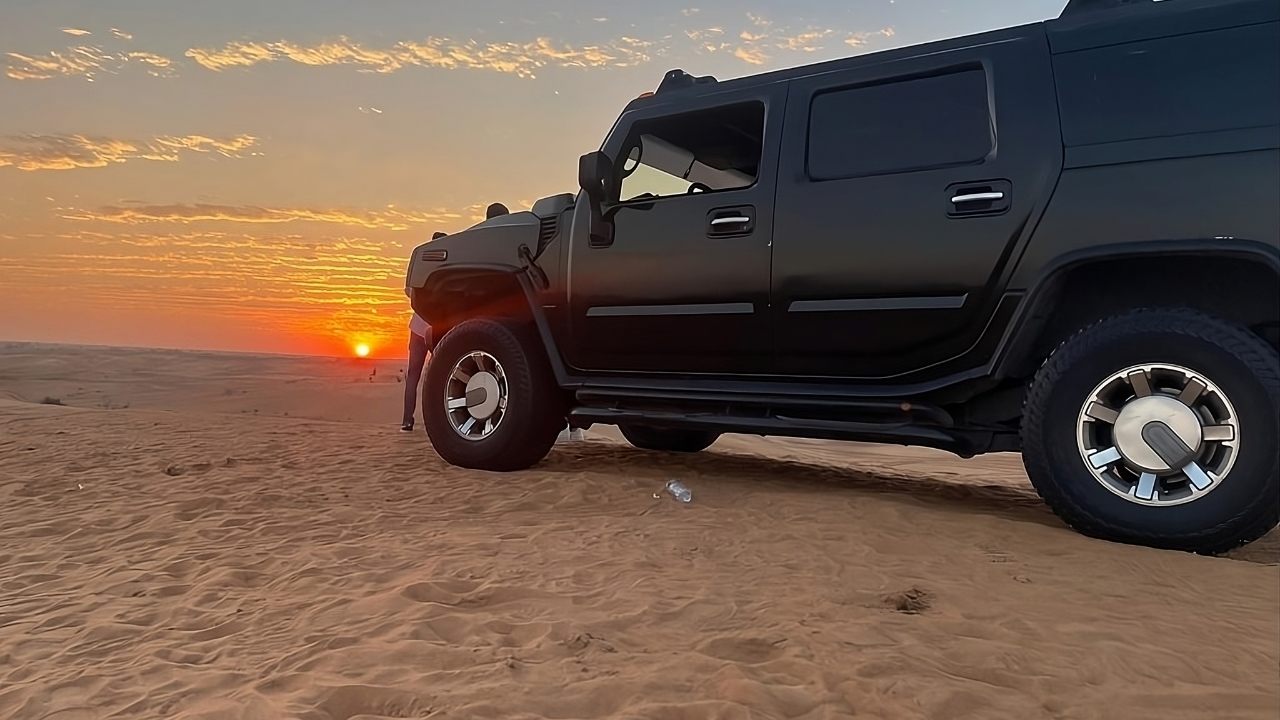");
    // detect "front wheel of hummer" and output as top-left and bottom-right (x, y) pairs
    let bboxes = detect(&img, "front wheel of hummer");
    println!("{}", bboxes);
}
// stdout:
(1021, 308), (1279, 554)
(423, 319), (564, 472)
